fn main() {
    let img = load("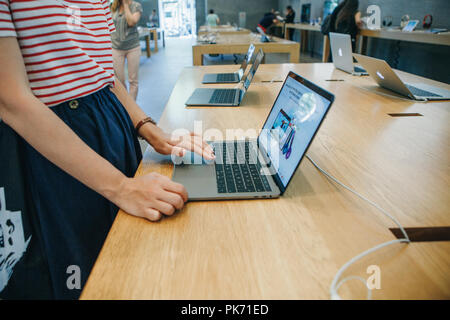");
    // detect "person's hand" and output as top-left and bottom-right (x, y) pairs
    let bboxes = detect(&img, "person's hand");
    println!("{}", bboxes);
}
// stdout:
(139, 122), (215, 160)
(123, 0), (132, 7)
(112, 173), (188, 221)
